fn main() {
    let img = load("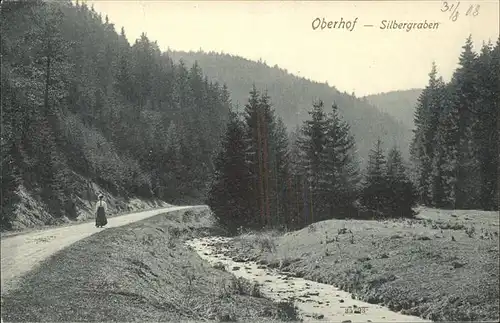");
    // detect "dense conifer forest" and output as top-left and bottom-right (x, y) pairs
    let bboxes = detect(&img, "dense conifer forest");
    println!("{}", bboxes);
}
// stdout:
(410, 36), (499, 211)
(1, 0), (231, 229)
(208, 36), (499, 231)
(207, 88), (418, 232)
(166, 50), (414, 163)
(1, 0), (497, 232)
